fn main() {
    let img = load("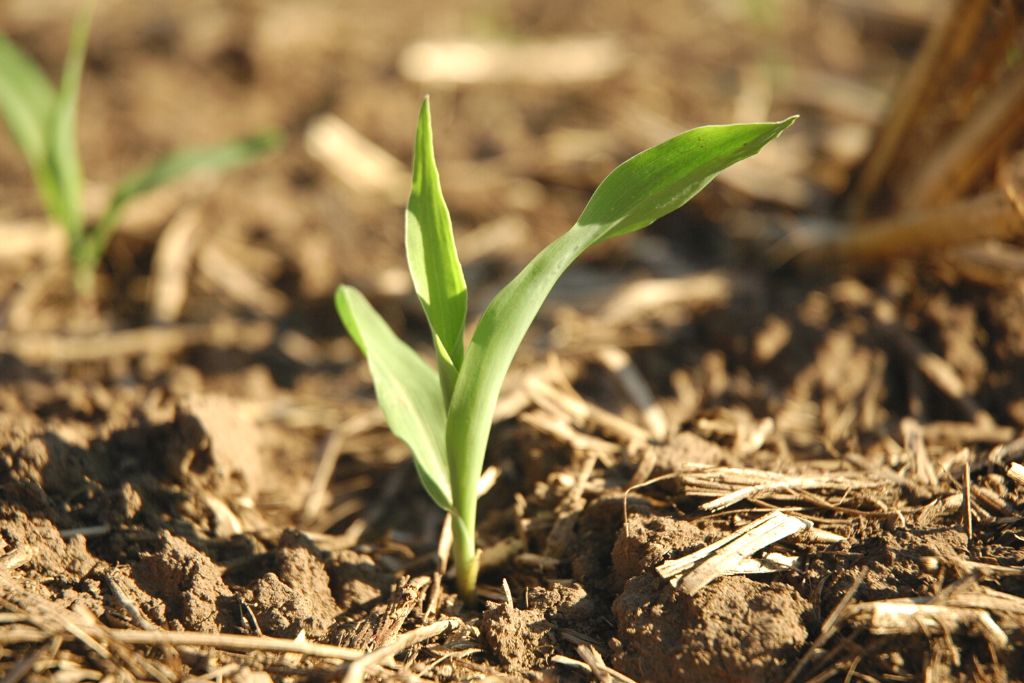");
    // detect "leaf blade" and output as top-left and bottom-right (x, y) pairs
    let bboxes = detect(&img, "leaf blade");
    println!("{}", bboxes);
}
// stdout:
(46, 10), (91, 237)
(586, 117), (800, 241)
(0, 35), (56, 171)
(85, 131), (281, 267)
(405, 98), (467, 405)
(445, 118), (797, 516)
(335, 285), (453, 511)
(0, 34), (67, 226)
(106, 131), (282, 215)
